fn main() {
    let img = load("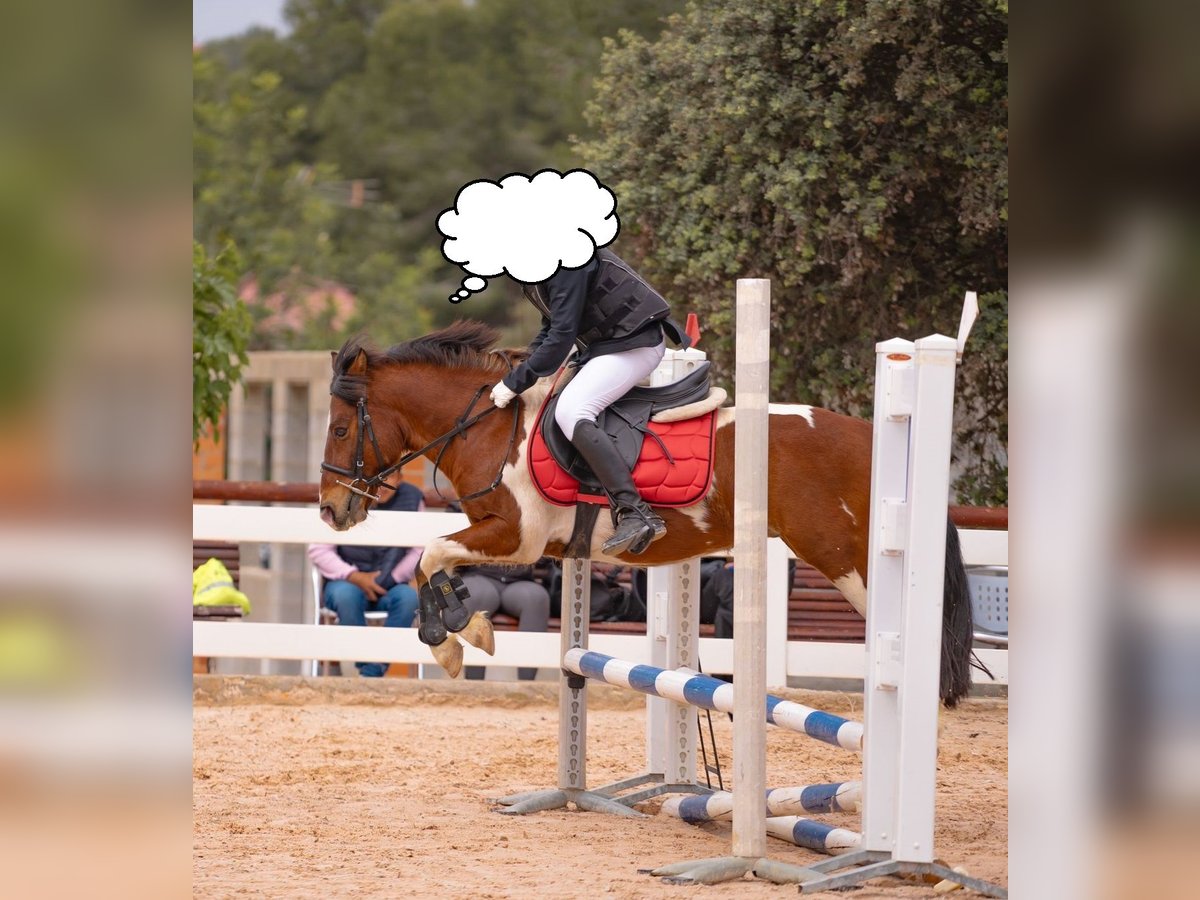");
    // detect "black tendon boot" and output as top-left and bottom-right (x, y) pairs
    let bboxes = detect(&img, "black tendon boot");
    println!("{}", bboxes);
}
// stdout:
(570, 419), (666, 555)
